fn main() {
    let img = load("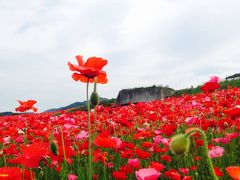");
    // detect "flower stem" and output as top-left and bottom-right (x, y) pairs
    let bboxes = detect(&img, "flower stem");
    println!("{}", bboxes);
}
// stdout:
(94, 107), (97, 135)
(60, 127), (67, 162)
(24, 113), (28, 145)
(185, 128), (218, 180)
(87, 80), (92, 180)
(93, 78), (97, 137)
